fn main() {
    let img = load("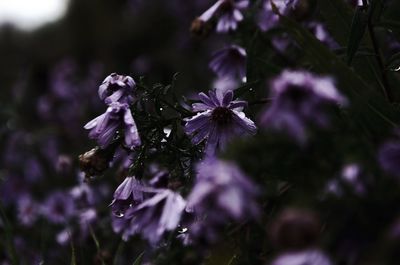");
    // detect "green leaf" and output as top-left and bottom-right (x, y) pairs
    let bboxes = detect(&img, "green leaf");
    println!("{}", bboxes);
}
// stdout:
(70, 238), (77, 265)
(347, 7), (369, 65)
(318, 0), (384, 93)
(374, 19), (400, 30)
(132, 252), (144, 265)
(0, 202), (19, 265)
